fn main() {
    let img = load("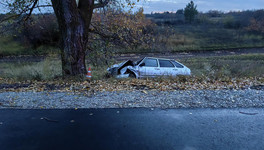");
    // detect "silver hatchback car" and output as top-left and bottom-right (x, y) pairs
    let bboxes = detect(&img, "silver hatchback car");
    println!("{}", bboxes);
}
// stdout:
(107, 57), (191, 78)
